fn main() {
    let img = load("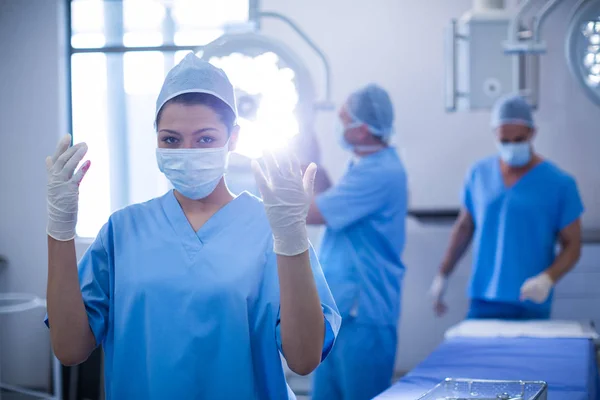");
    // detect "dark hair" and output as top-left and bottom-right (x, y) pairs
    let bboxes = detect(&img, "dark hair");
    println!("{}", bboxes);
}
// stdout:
(155, 92), (236, 133)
